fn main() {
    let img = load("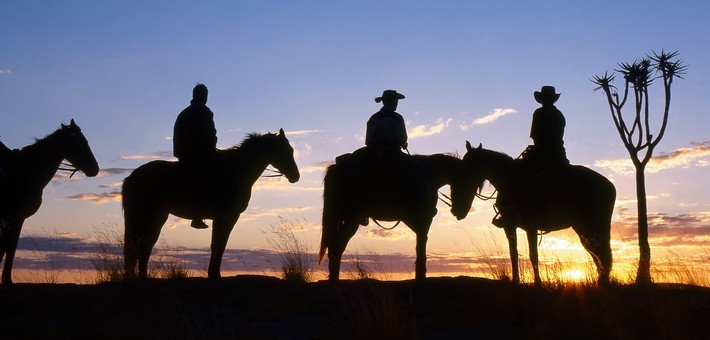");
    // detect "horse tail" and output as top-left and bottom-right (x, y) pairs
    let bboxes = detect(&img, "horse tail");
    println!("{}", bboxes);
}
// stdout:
(121, 170), (141, 276)
(318, 164), (339, 265)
